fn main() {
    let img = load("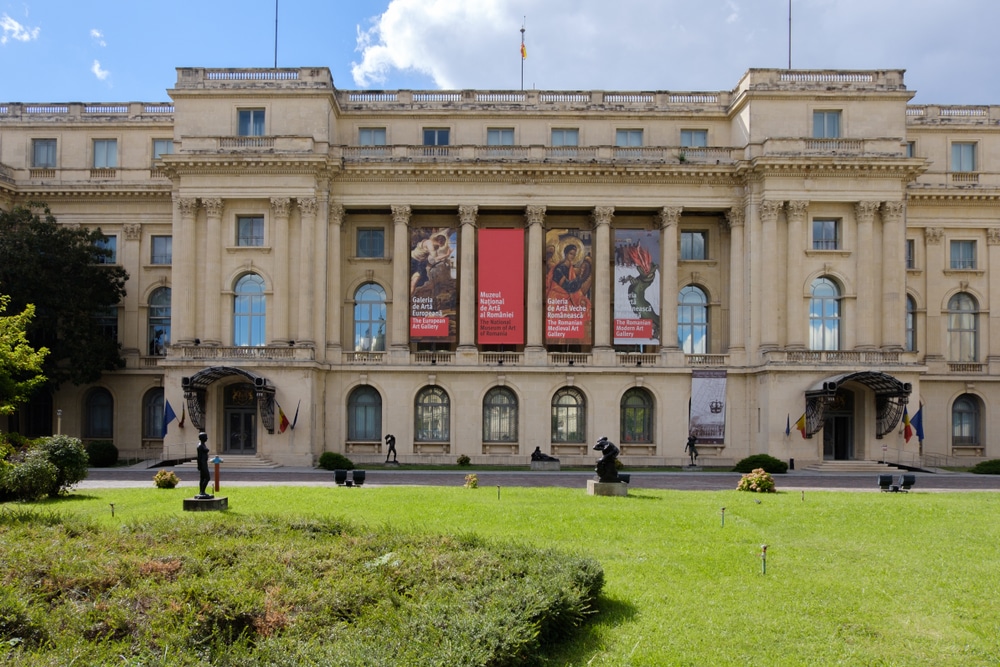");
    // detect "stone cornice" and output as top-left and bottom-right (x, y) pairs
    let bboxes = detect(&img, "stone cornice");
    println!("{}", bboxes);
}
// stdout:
(737, 159), (925, 181)
(906, 190), (1000, 205)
